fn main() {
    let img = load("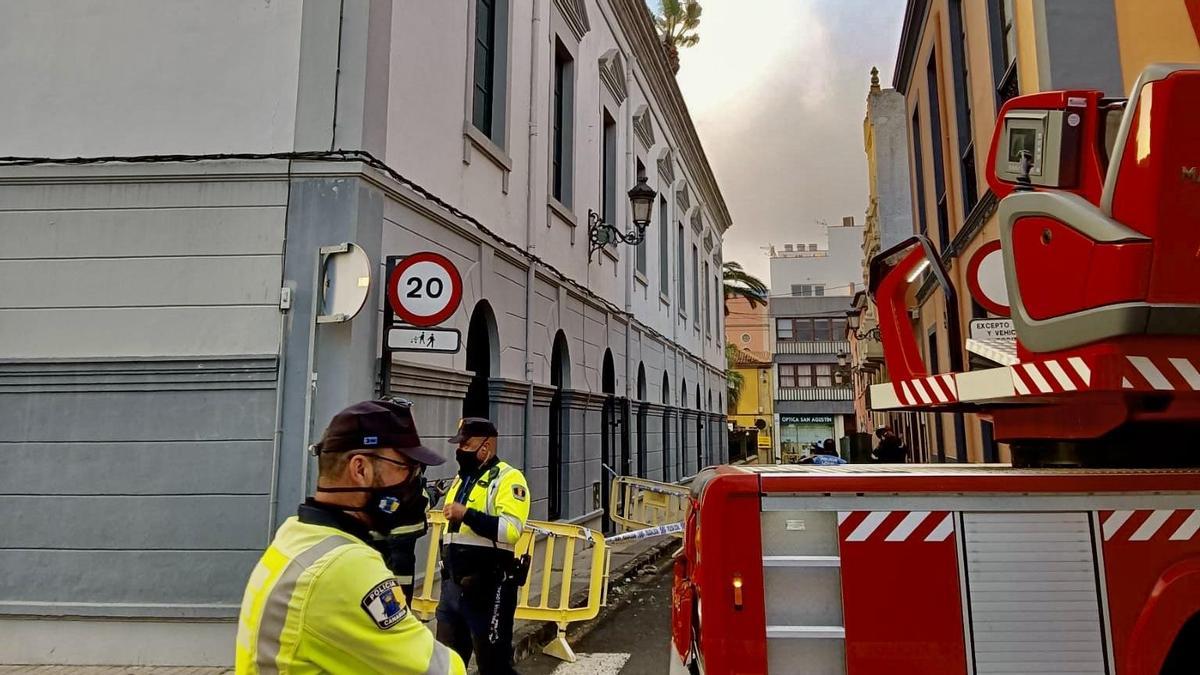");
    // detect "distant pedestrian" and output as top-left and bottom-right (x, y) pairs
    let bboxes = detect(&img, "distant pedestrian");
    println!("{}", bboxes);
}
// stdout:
(872, 426), (907, 463)
(812, 438), (847, 465)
